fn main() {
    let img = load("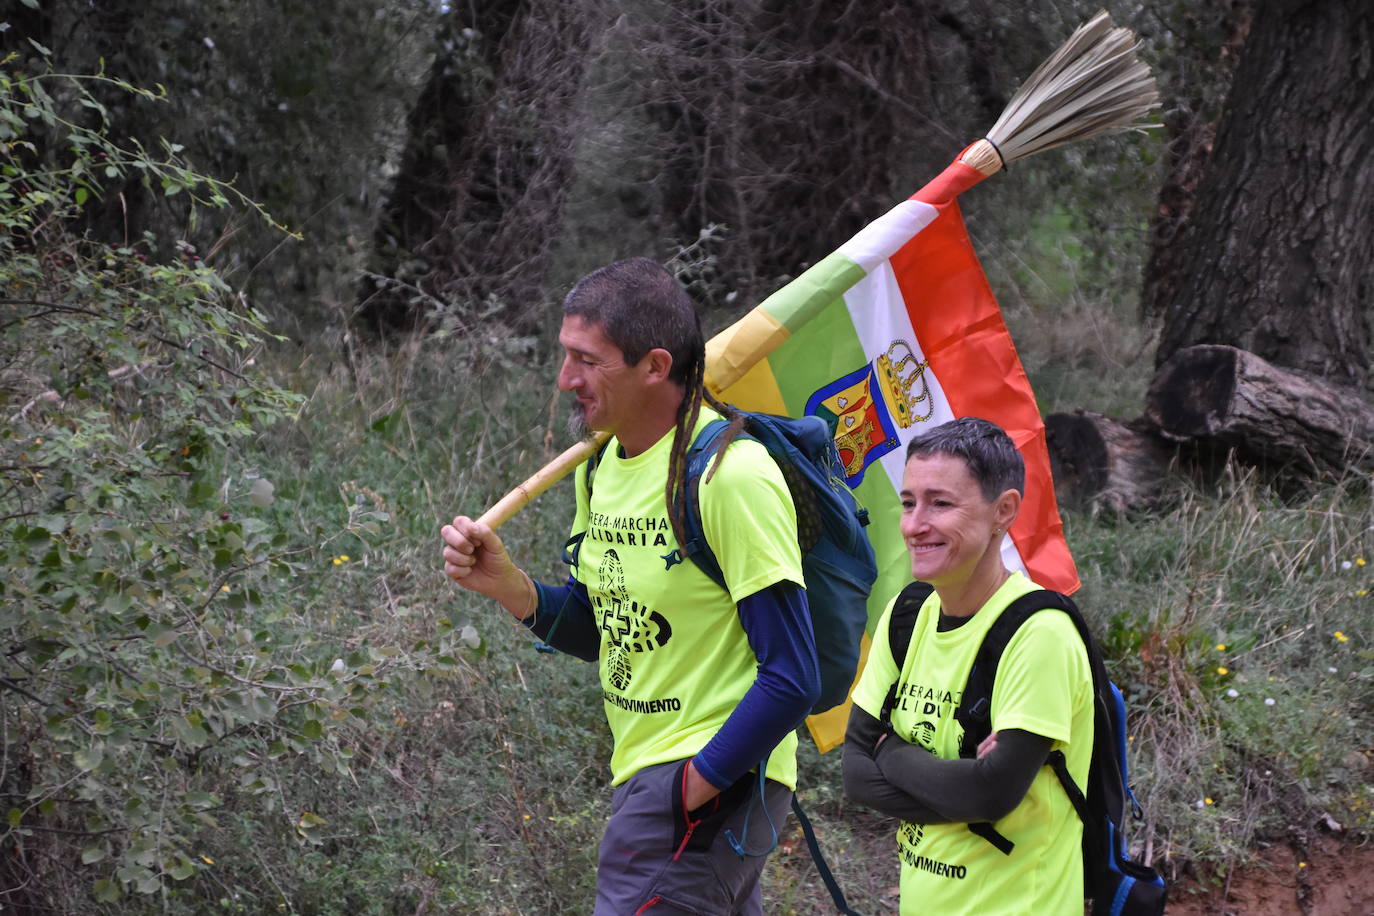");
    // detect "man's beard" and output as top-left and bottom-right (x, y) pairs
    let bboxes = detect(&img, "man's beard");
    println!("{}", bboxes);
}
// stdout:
(566, 398), (594, 442)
